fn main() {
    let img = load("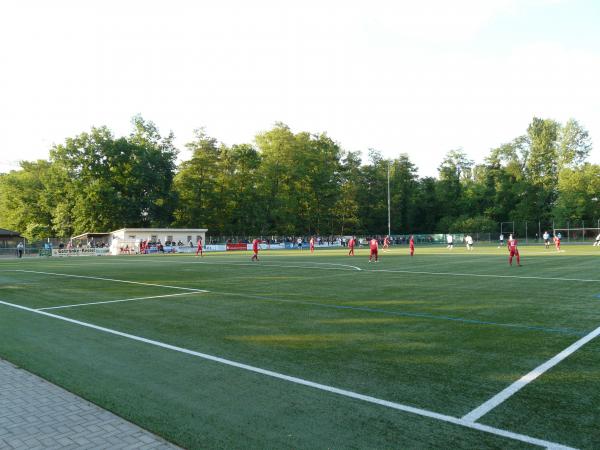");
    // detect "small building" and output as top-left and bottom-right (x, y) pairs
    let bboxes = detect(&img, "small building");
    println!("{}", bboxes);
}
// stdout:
(0, 228), (22, 247)
(110, 228), (207, 246)
(71, 228), (208, 255)
(108, 228), (207, 254)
